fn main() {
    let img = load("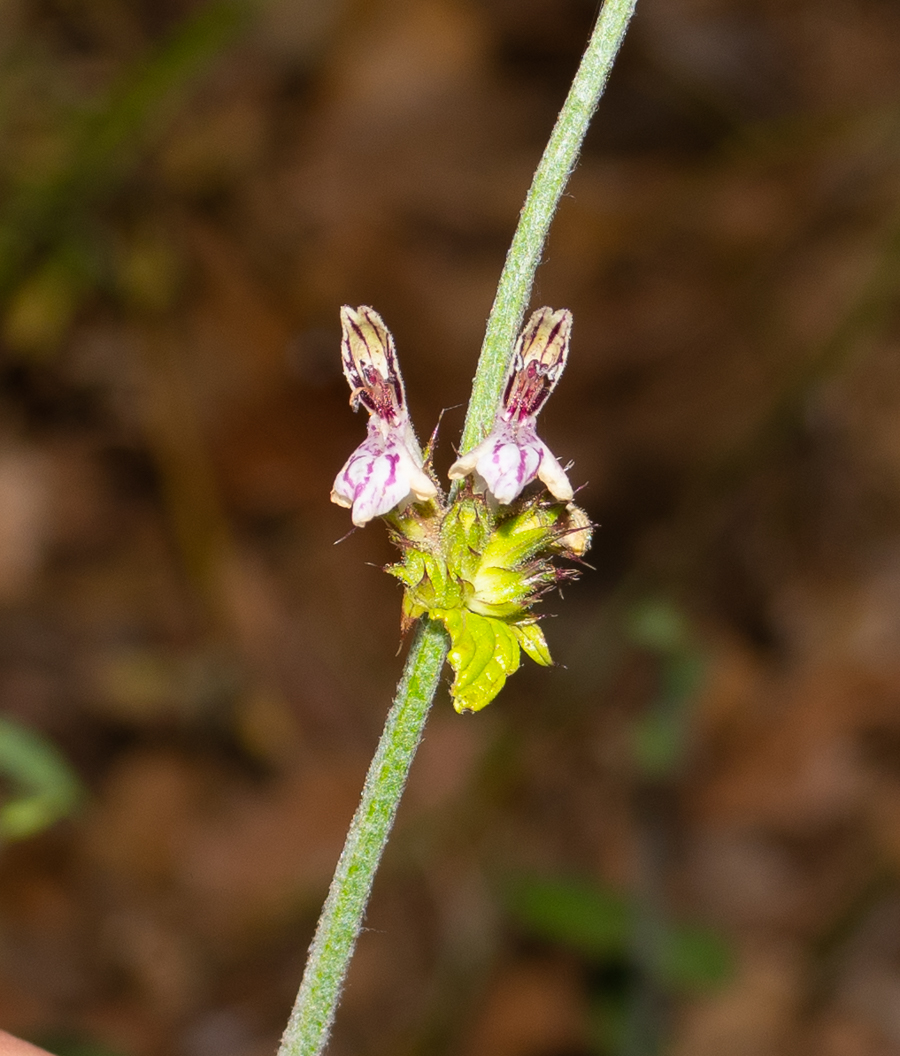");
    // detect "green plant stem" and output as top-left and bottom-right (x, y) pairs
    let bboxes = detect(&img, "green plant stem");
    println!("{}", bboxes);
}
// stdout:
(459, 0), (637, 454)
(279, 619), (447, 1056)
(278, 4), (636, 1054)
